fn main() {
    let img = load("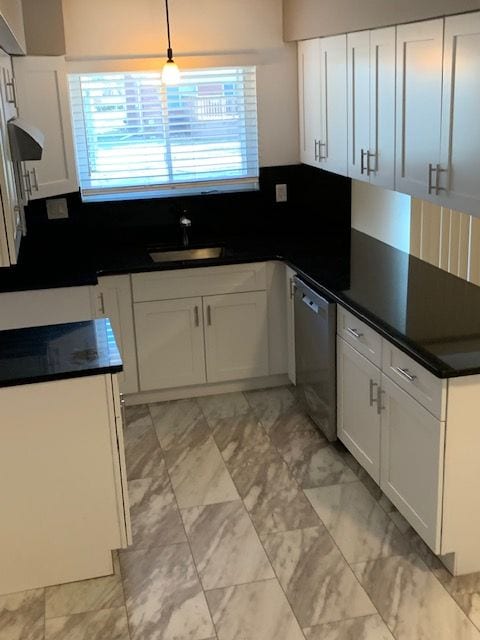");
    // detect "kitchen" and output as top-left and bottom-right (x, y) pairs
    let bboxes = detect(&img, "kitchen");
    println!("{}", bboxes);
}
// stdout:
(2, 1), (480, 639)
